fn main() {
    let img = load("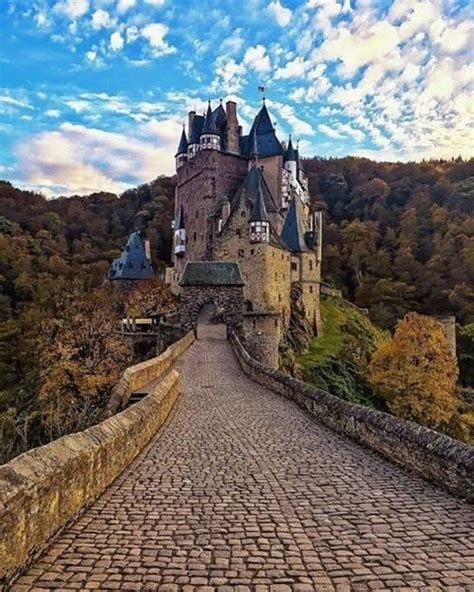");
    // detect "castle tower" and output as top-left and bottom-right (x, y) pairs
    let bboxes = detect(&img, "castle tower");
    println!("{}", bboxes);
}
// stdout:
(249, 175), (270, 244)
(200, 101), (221, 150)
(283, 135), (297, 187)
(175, 126), (188, 169)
